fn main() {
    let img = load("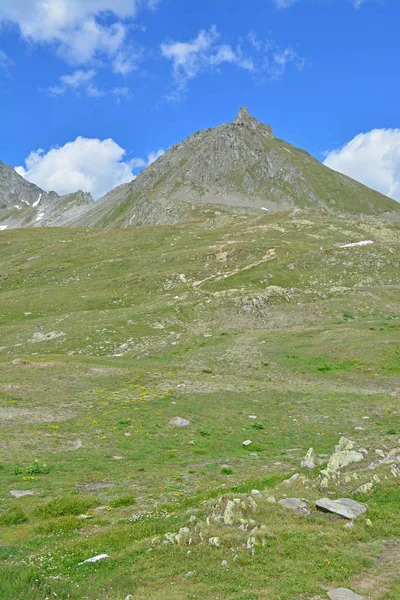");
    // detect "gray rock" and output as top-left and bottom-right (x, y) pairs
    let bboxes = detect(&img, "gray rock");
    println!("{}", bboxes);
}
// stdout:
(169, 417), (190, 427)
(328, 588), (368, 600)
(10, 490), (34, 498)
(278, 498), (310, 515)
(316, 498), (366, 520)
(283, 473), (300, 484)
(301, 447), (318, 469)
